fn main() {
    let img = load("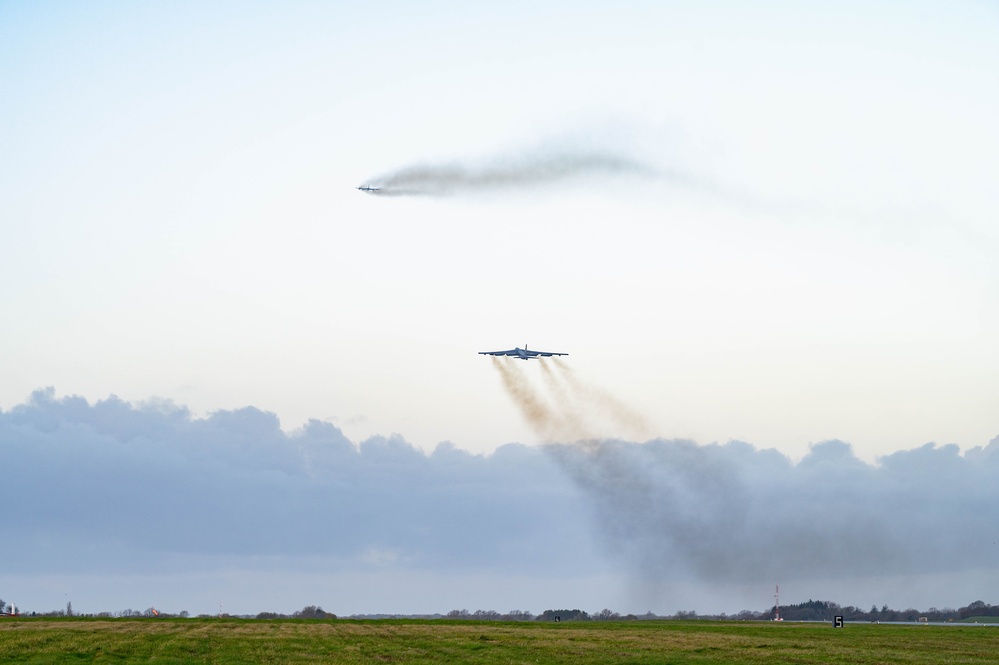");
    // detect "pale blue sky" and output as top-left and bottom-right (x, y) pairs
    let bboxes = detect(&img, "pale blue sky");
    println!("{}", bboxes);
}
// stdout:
(2, 0), (999, 615)
(3, 1), (998, 458)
